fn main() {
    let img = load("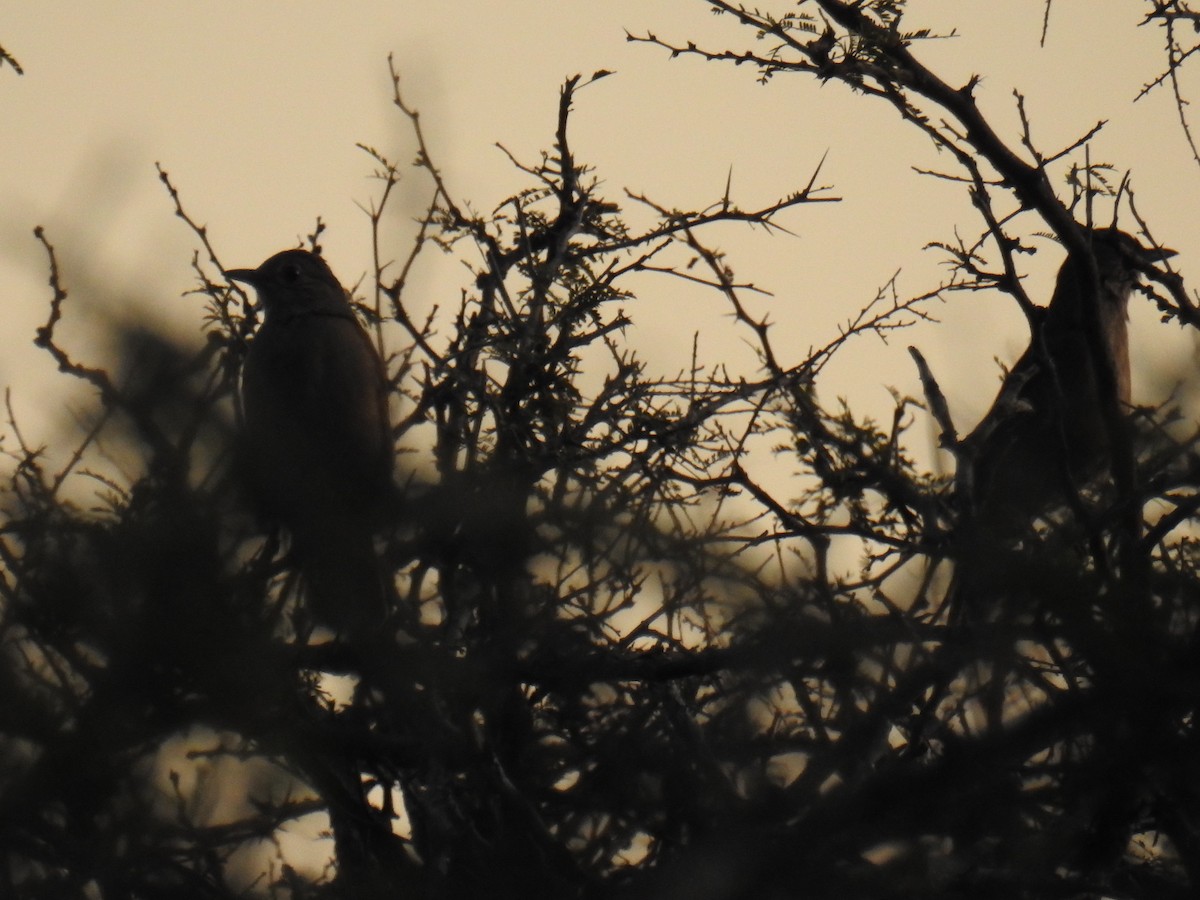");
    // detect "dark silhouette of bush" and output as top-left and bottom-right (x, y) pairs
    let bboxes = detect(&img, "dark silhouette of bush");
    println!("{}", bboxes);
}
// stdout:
(4, 6), (1200, 897)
